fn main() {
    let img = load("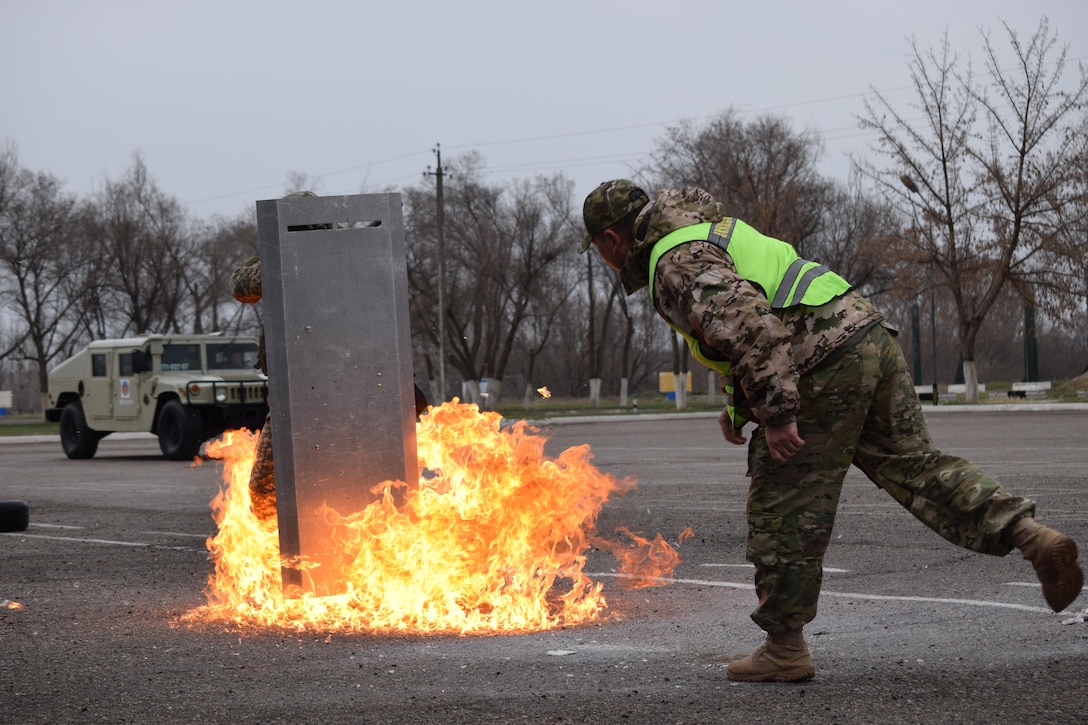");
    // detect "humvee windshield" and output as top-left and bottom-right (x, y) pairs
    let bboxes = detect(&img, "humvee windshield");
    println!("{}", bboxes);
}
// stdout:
(207, 341), (261, 371)
(161, 344), (202, 371)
